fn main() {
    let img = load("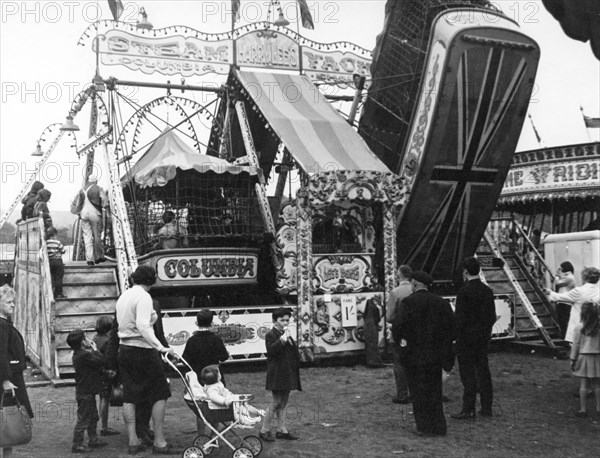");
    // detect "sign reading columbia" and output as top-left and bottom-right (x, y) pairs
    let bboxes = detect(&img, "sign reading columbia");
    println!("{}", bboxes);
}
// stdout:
(502, 159), (599, 195)
(156, 253), (258, 284)
(95, 29), (233, 76)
